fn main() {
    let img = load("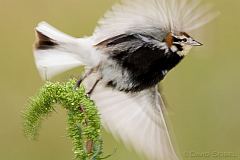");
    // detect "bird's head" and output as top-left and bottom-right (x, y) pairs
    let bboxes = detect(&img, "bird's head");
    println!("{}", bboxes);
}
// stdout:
(165, 32), (202, 56)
